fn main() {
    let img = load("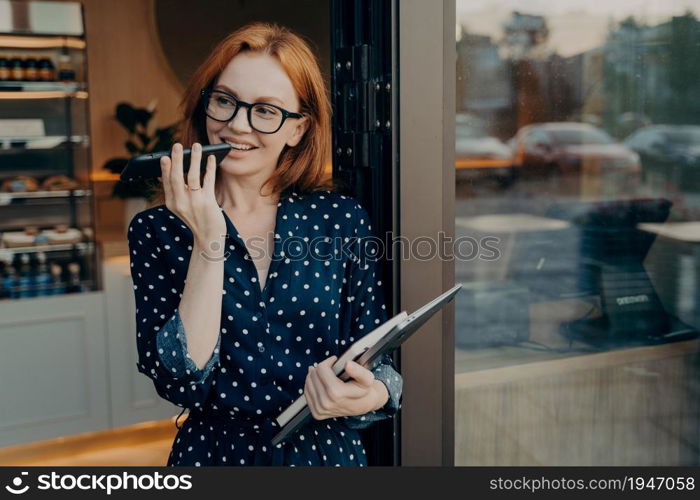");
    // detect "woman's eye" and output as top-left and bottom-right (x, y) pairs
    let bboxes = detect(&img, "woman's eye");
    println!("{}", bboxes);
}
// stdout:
(212, 93), (236, 108)
(254, 105), (280, 118)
